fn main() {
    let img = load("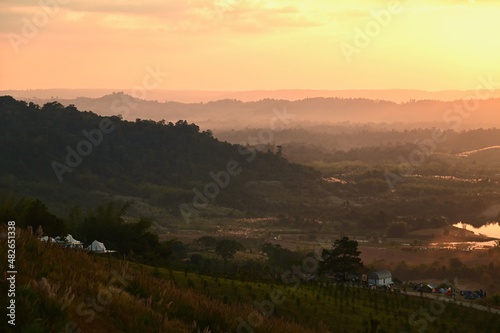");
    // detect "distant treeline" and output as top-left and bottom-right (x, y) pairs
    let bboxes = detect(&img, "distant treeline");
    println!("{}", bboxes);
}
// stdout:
(216, 127), (500, 163)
